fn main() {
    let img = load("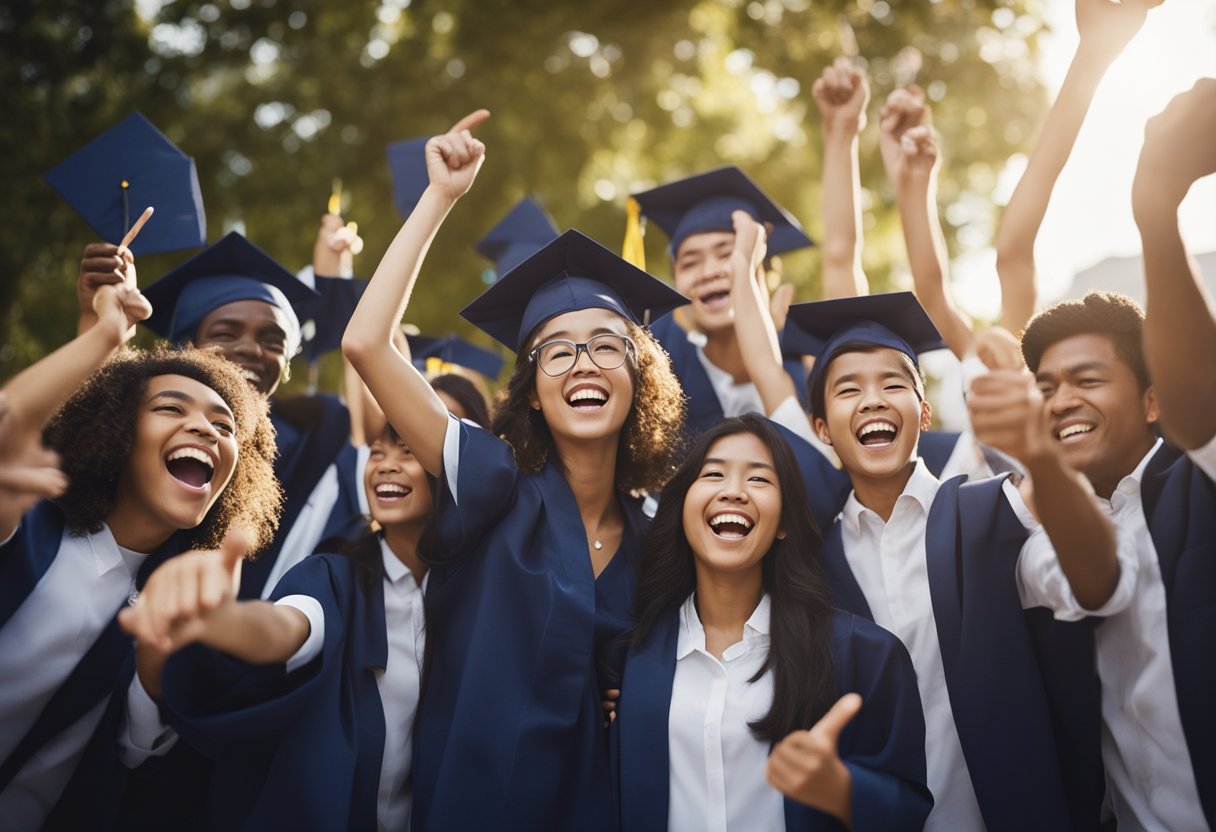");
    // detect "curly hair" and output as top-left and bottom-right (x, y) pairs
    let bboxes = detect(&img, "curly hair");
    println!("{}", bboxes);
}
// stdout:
(490, 319), (686, 493)
(1020, 291), (1149, 390)
(42, 345), (282, 553)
